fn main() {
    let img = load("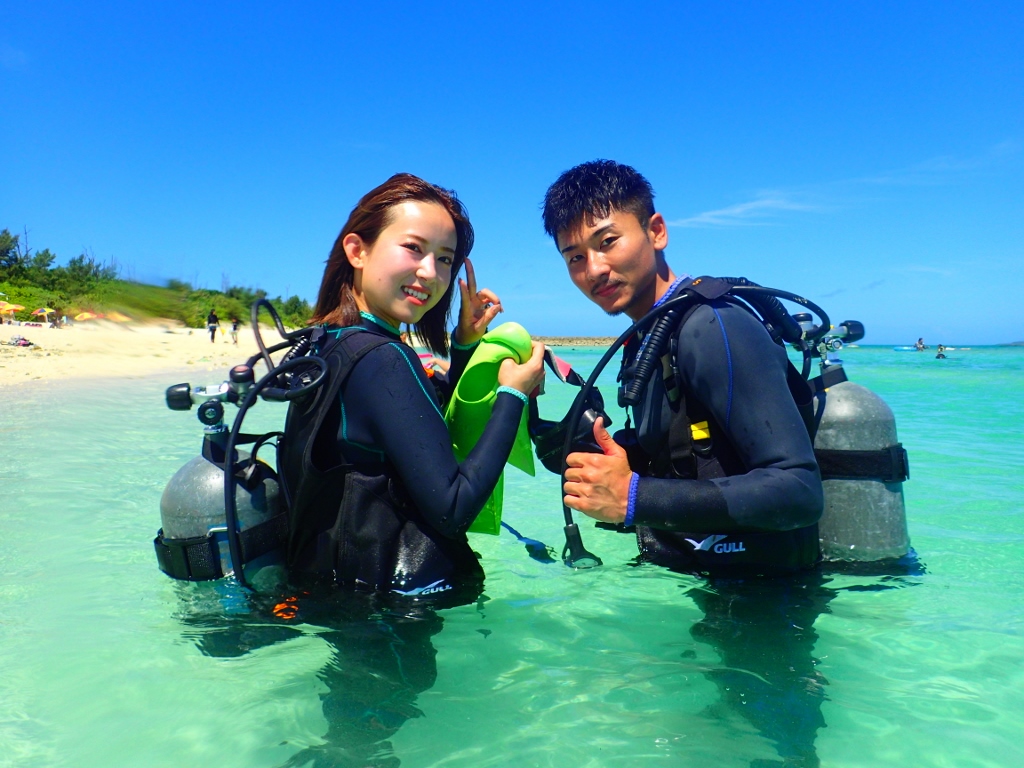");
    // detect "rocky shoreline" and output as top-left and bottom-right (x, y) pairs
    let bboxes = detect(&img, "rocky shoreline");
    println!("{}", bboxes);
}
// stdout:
(532, 336), (618, 347)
